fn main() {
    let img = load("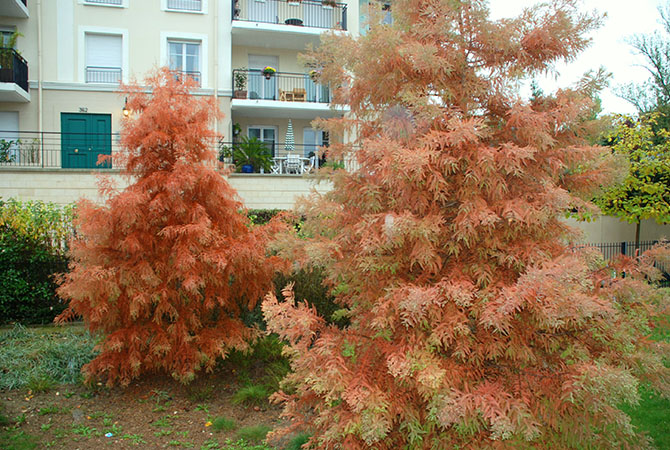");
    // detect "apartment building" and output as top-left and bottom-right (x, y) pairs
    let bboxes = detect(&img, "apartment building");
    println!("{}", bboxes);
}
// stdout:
(0, 0), (363, 208)
(1, 0), (668, 242)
